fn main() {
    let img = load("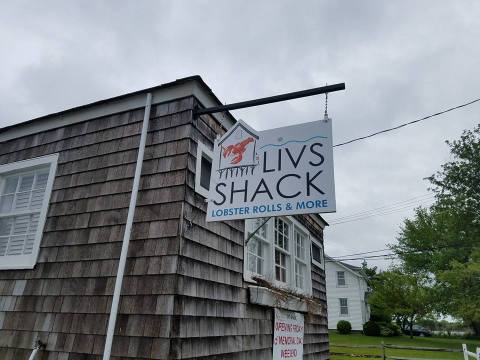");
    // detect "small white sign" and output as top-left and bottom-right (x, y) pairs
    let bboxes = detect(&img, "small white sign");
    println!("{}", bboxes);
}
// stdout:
(273, 309), (304, 359)
(206, 119), (336, 221)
